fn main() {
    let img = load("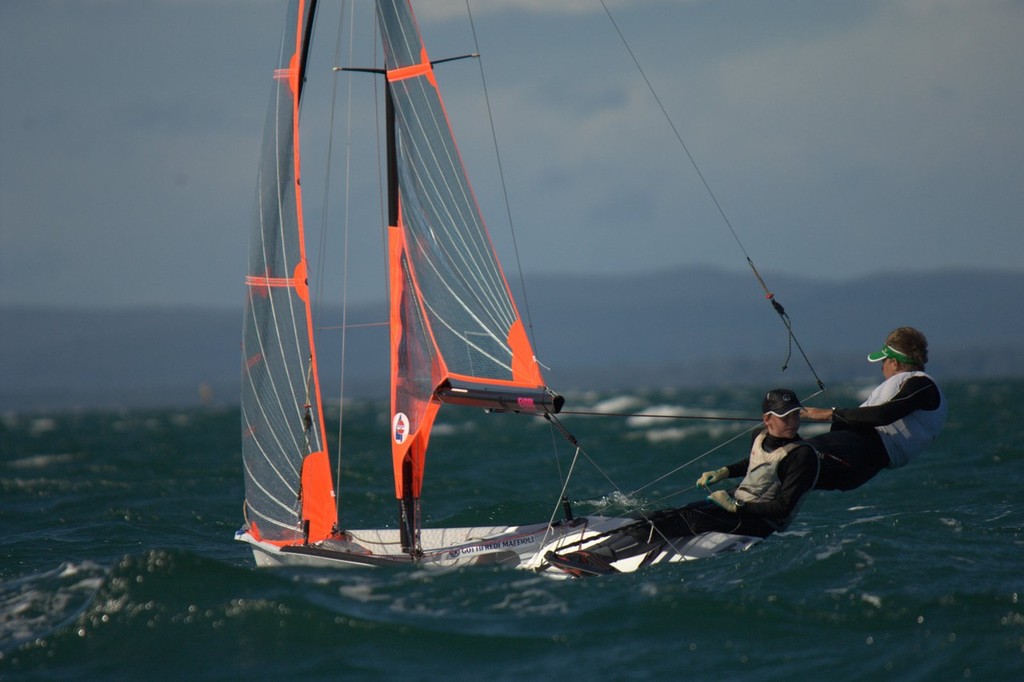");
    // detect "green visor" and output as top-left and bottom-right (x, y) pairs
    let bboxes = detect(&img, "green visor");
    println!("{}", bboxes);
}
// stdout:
(867, 345), (915, 364)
